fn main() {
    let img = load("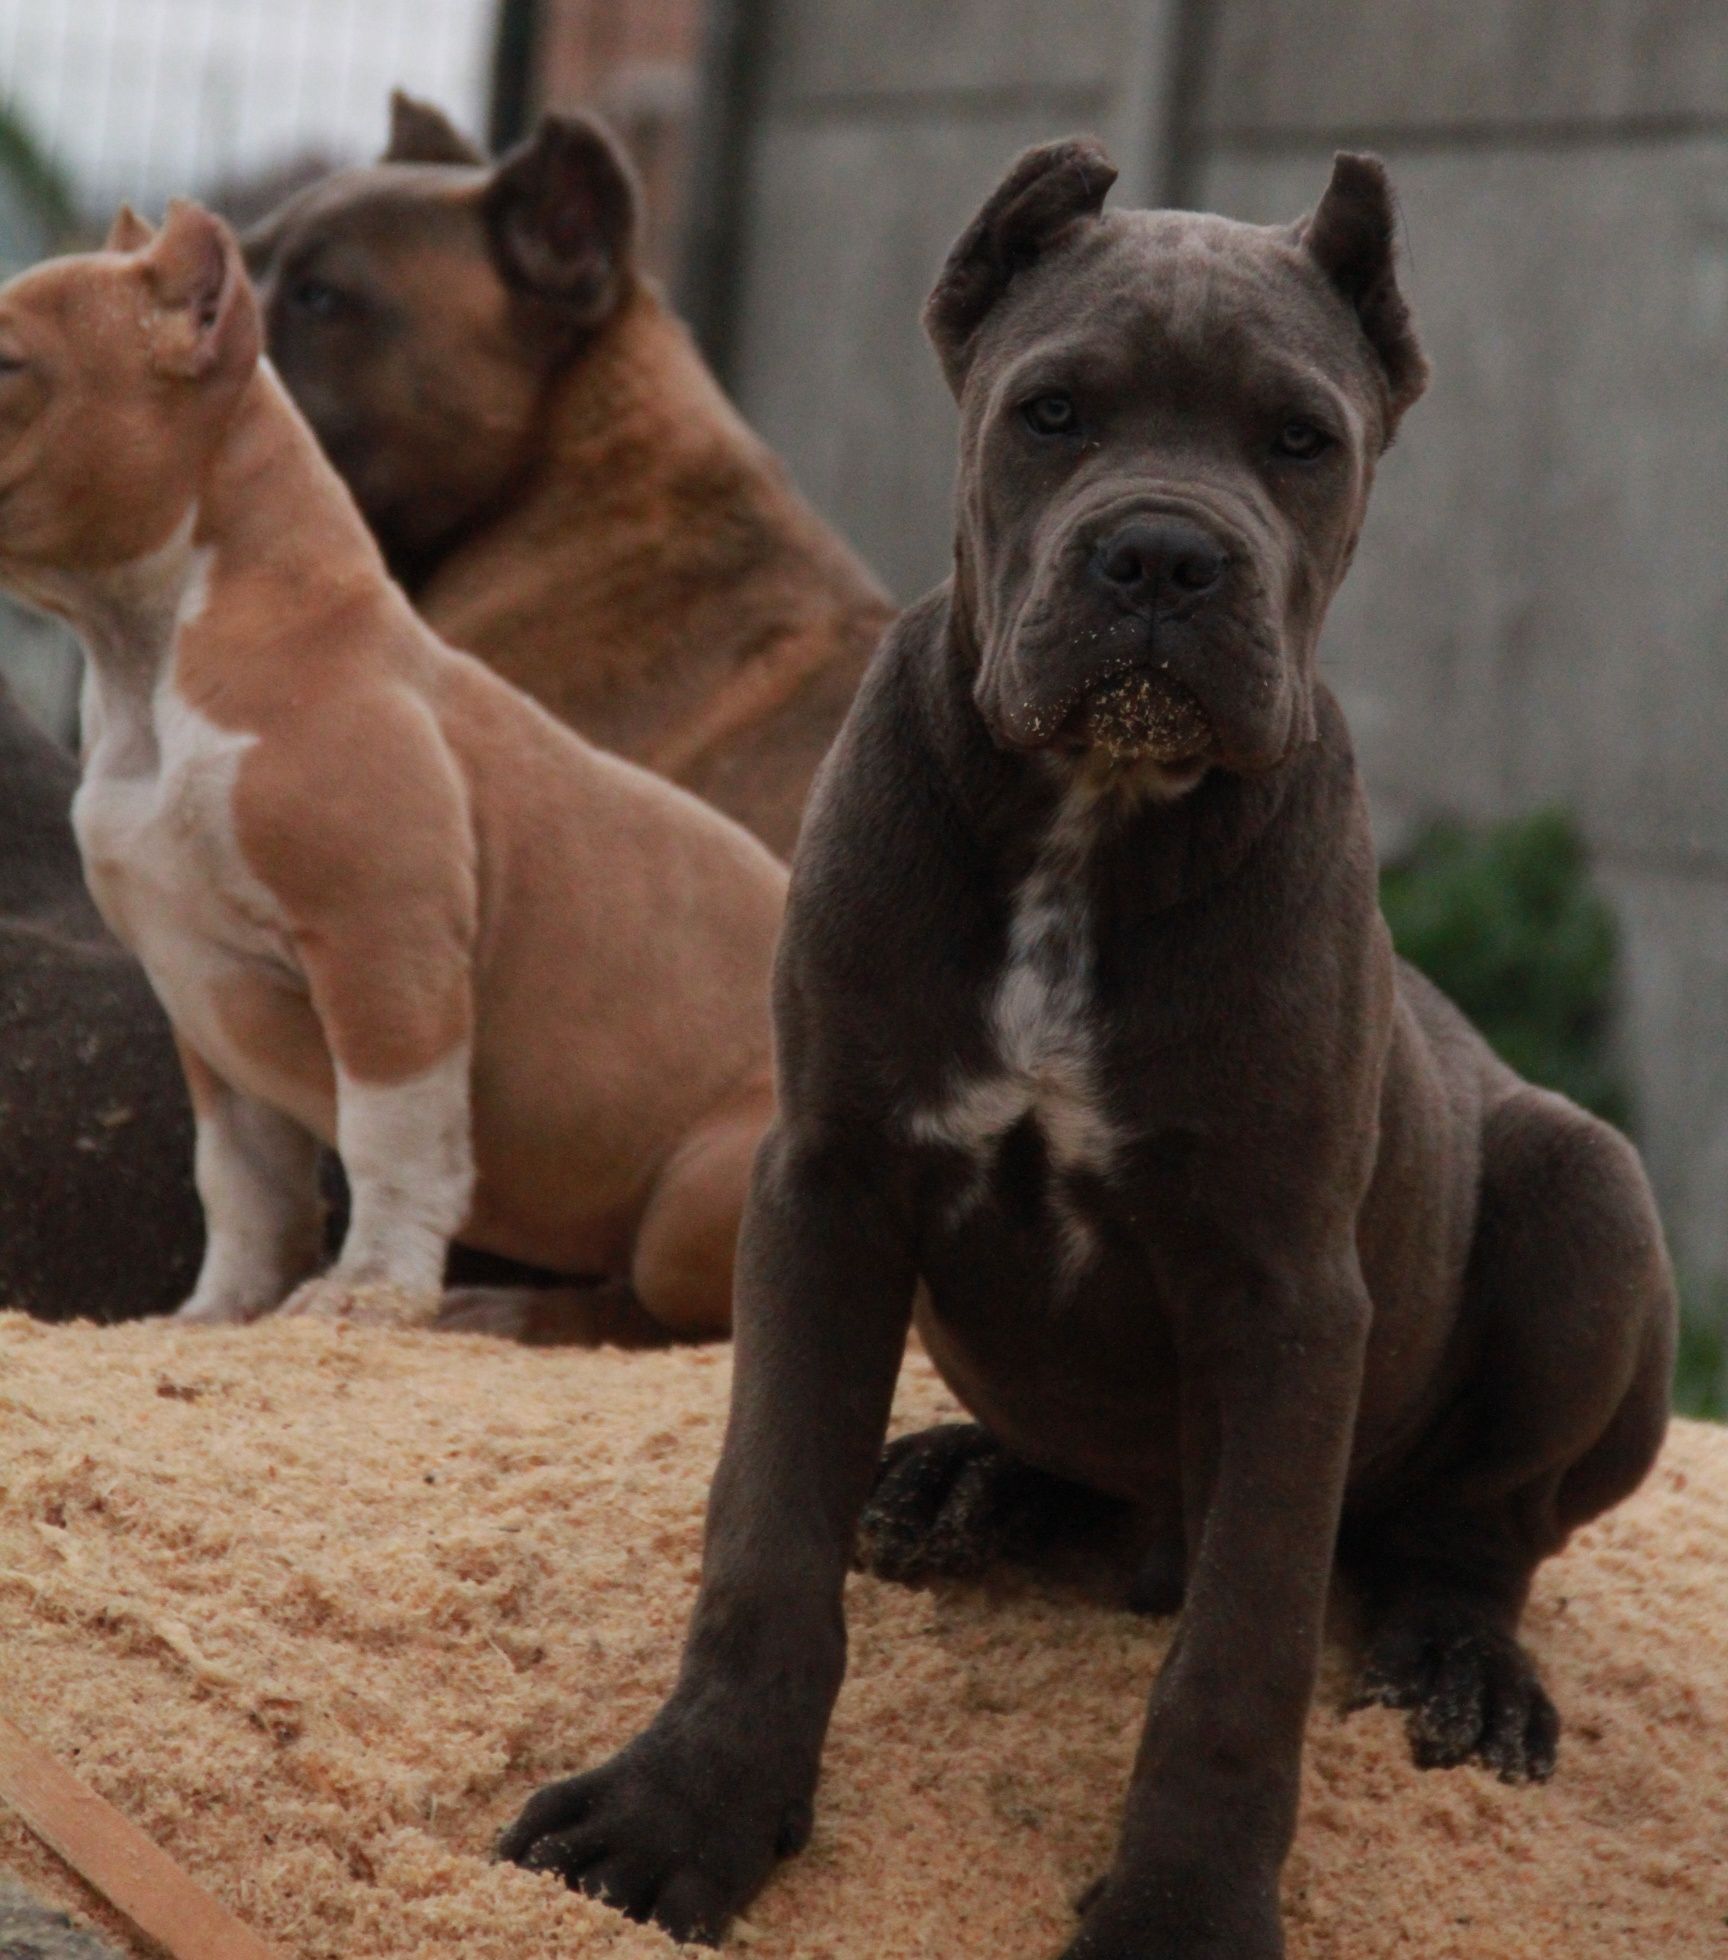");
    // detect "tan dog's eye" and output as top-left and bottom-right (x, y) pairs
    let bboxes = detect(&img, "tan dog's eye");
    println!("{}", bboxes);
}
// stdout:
(1022, 393), (1077, 437)
(1272, 419), (1335, 461)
